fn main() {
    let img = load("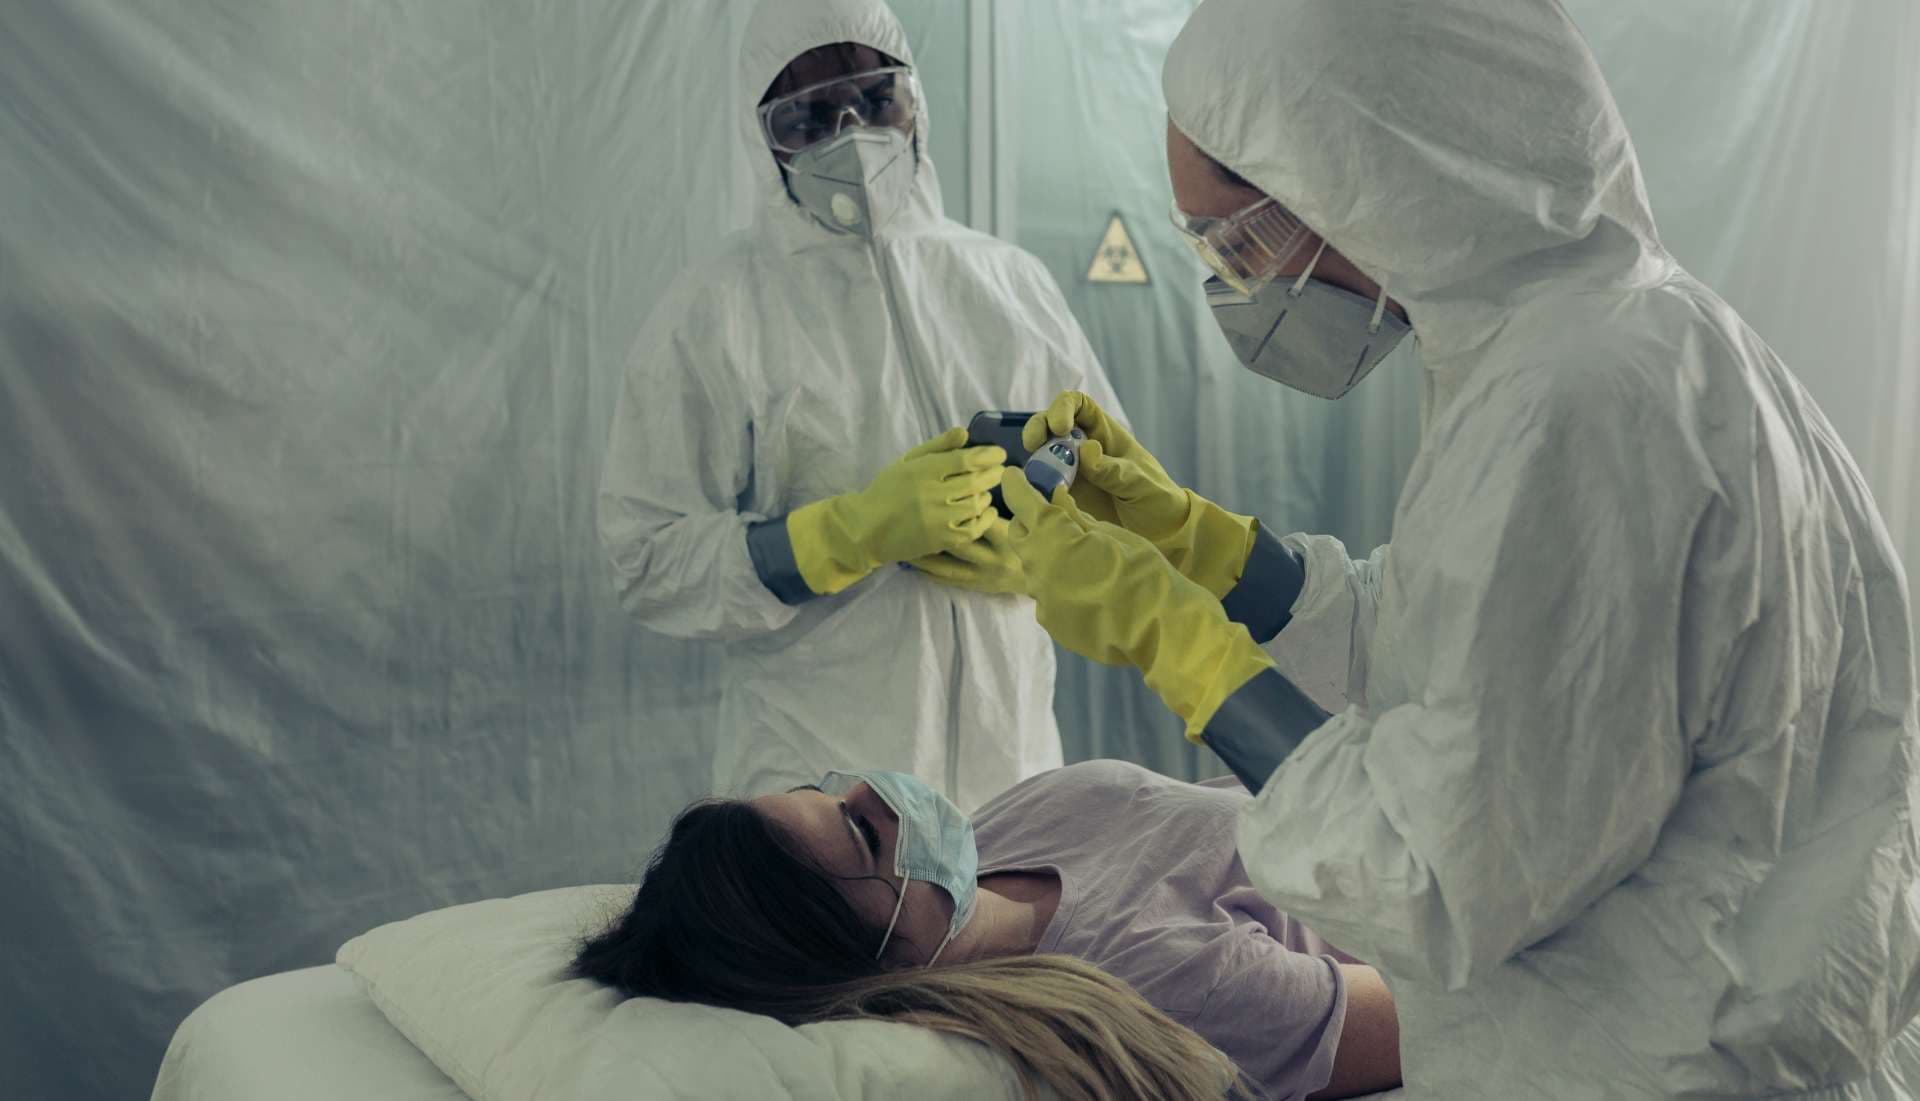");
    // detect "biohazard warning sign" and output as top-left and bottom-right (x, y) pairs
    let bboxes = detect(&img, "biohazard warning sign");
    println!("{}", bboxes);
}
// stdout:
(1086, 213), (1150, 285)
